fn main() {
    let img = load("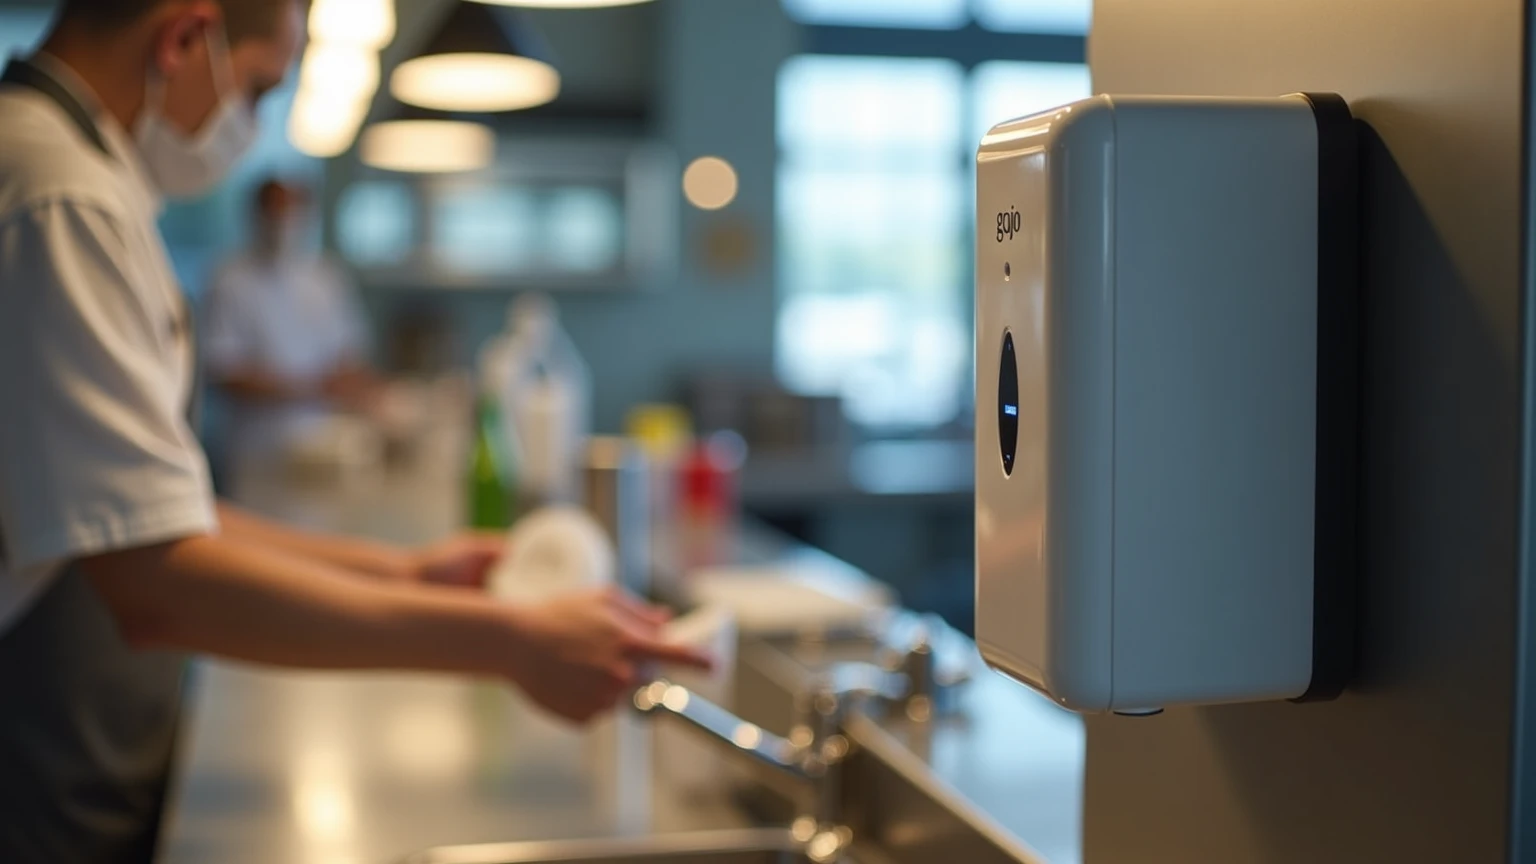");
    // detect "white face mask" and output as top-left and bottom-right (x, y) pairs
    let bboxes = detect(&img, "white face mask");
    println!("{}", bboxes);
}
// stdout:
(134, 23), (258, 199)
